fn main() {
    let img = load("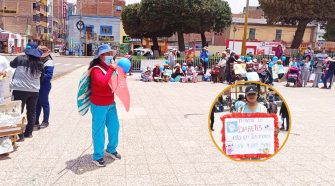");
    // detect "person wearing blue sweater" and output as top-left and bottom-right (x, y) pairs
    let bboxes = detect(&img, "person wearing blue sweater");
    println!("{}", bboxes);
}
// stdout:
(200, 47), (209, 74)
(36, 46), (54, 129)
